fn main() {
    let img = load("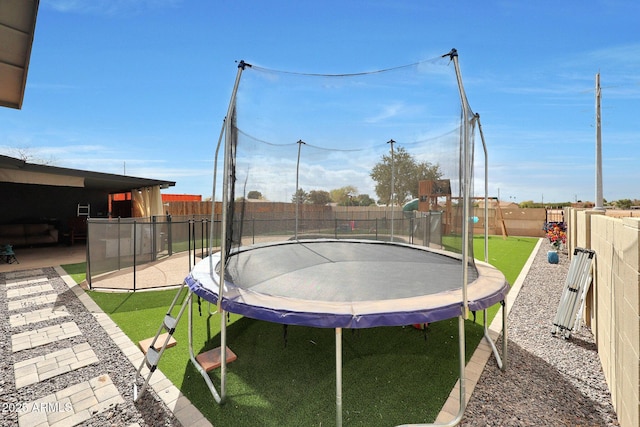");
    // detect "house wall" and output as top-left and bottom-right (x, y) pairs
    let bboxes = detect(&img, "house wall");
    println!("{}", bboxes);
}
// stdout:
(0, 182), (110, 234)
(567, 208), (639, 427)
